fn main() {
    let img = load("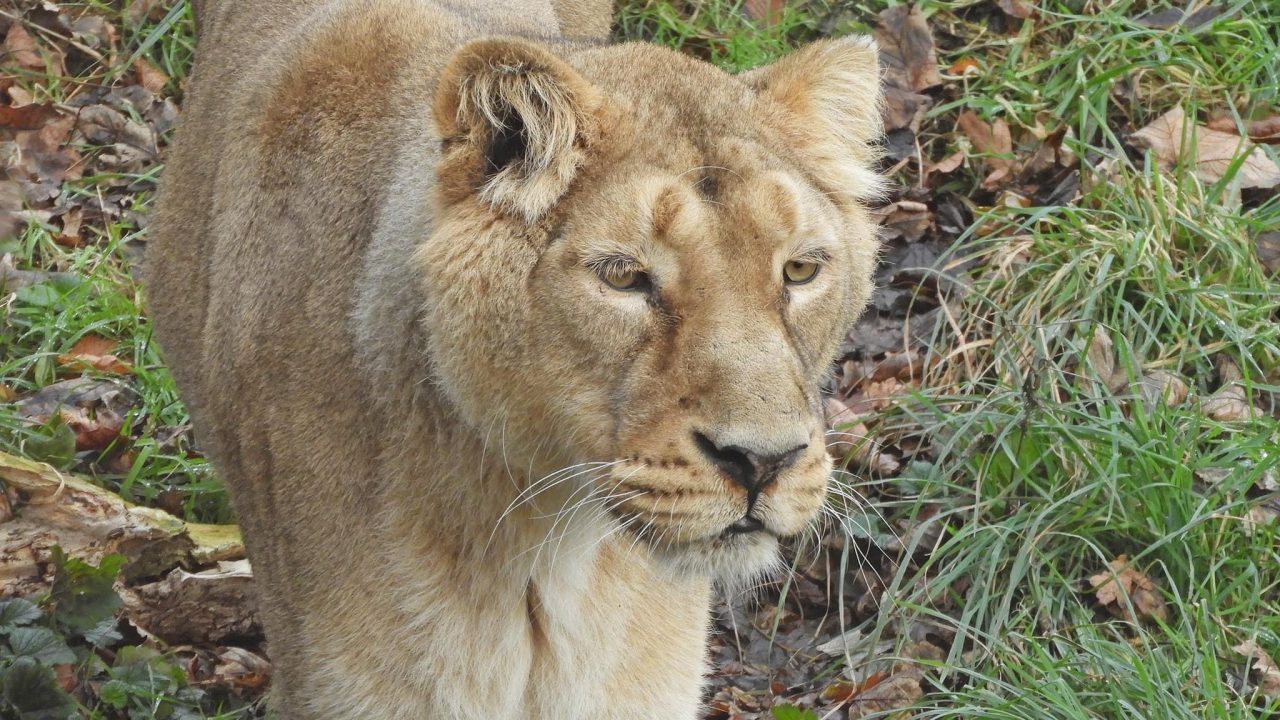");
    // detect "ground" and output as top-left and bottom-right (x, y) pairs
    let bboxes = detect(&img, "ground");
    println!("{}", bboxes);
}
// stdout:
(2, 0), (1279, 718)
